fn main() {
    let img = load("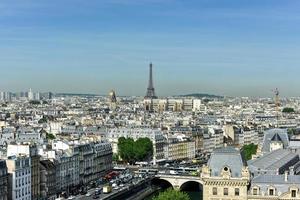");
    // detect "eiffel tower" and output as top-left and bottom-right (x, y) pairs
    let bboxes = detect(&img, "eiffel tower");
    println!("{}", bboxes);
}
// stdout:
(145, 62), (157, 99)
